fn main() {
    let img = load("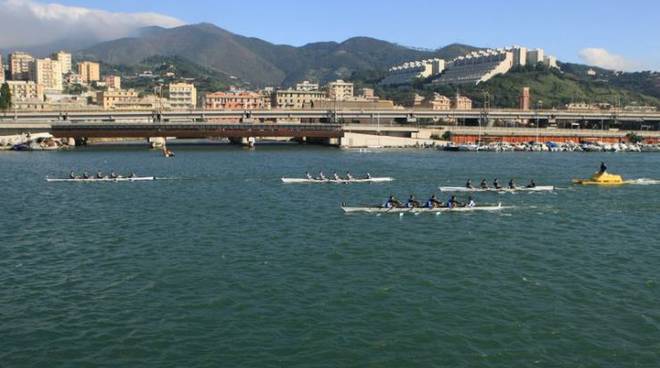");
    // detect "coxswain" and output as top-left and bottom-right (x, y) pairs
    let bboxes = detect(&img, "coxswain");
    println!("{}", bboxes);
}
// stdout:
(385, 194), (402, 208)
(406, 194), (421, 208)
(466, 196), (476, 208)
(466, 179), (473, 189)
(96, 171), (103, 179)
(318, 171), (326, 180)
(82, 171), (89, 179)
(346, 171), (354, 180)
(305, 172), (313, 180)
(69, 171), (76, 179)
(333, 172), (341, 180)
(426, 194), (442, 208)
(493, 178), (502, 189)
(599, 161), (607, 173)
(480, 178), (488, 189)
(508, 178), (516, 189)
(526, 179), (536, 188)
